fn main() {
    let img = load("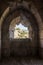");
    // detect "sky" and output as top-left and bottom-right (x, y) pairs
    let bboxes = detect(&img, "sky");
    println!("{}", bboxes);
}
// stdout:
(15, 23), (28, 31)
